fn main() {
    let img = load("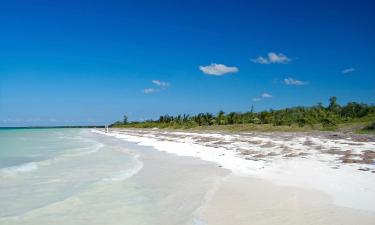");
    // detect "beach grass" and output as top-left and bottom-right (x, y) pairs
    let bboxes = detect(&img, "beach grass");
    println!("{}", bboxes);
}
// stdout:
(355, 122), (375, 134)
(113, 121), (375, 134)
